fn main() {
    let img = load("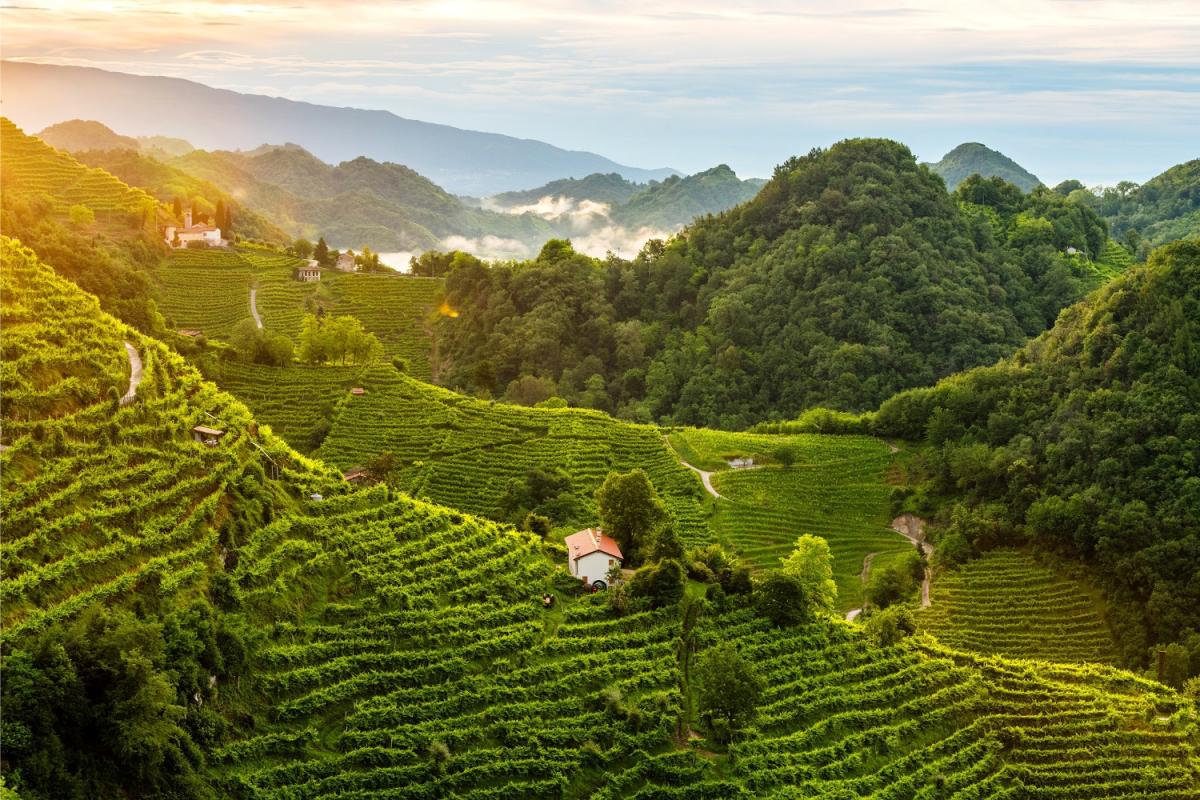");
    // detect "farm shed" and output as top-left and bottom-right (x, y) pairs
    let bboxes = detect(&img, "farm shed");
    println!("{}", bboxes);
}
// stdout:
(191, 425), (225, 446)
(565, 528), (623, 589)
